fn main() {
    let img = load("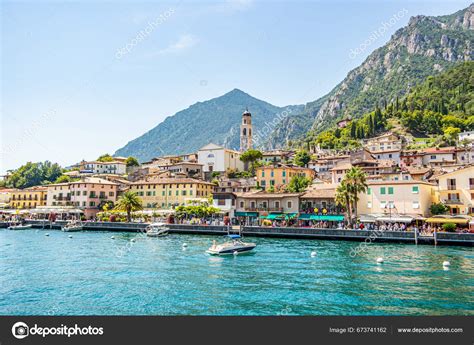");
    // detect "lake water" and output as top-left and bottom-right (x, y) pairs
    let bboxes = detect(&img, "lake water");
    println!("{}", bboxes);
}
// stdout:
(0, 229), (473, 315)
